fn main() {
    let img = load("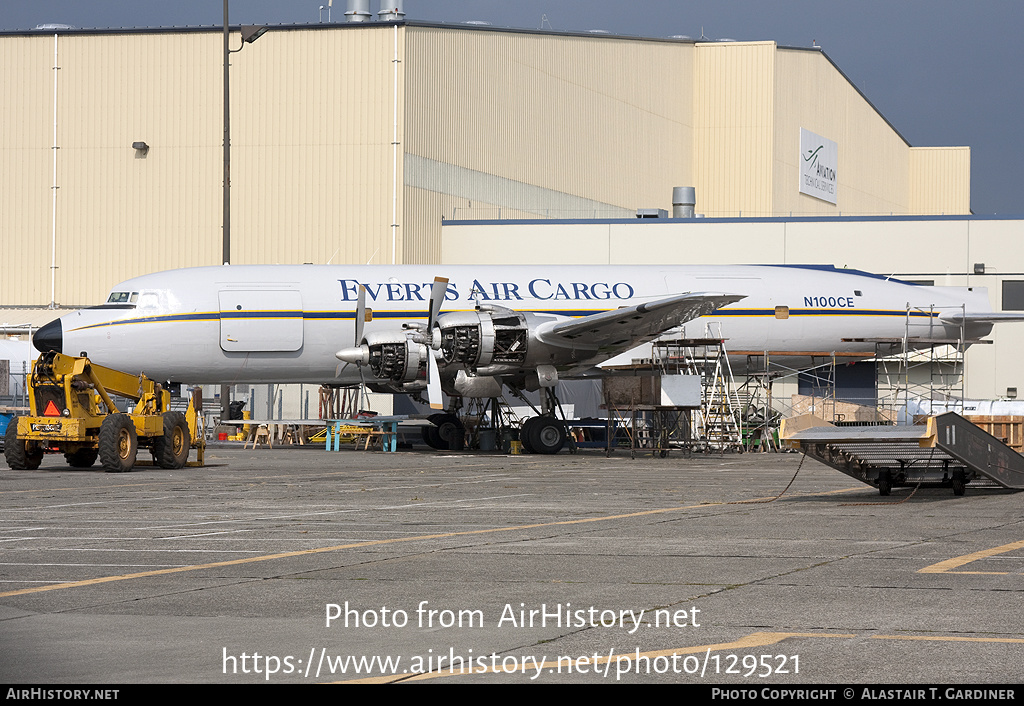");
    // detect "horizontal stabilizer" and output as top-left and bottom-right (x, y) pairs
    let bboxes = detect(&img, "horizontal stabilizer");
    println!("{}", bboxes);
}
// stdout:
(940, 312), (1024, 325)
